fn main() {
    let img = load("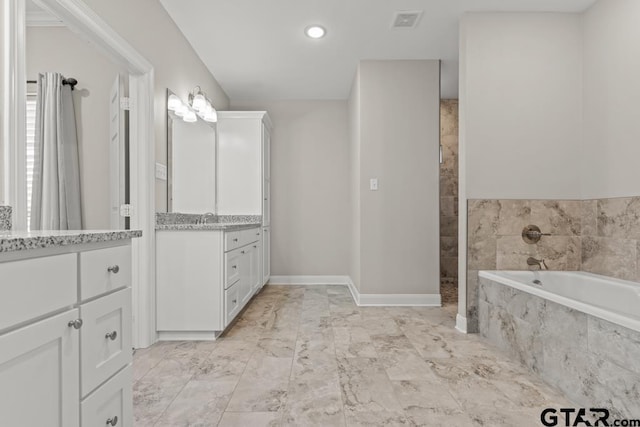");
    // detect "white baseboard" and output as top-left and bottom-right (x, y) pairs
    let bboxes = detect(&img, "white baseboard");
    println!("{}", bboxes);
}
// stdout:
(267, 276), (441, 307)
(157, 331), (220, 341)
(455, 314), (468, 333)
(346, 277), (441, 307)
(268, 275), (350, 285)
